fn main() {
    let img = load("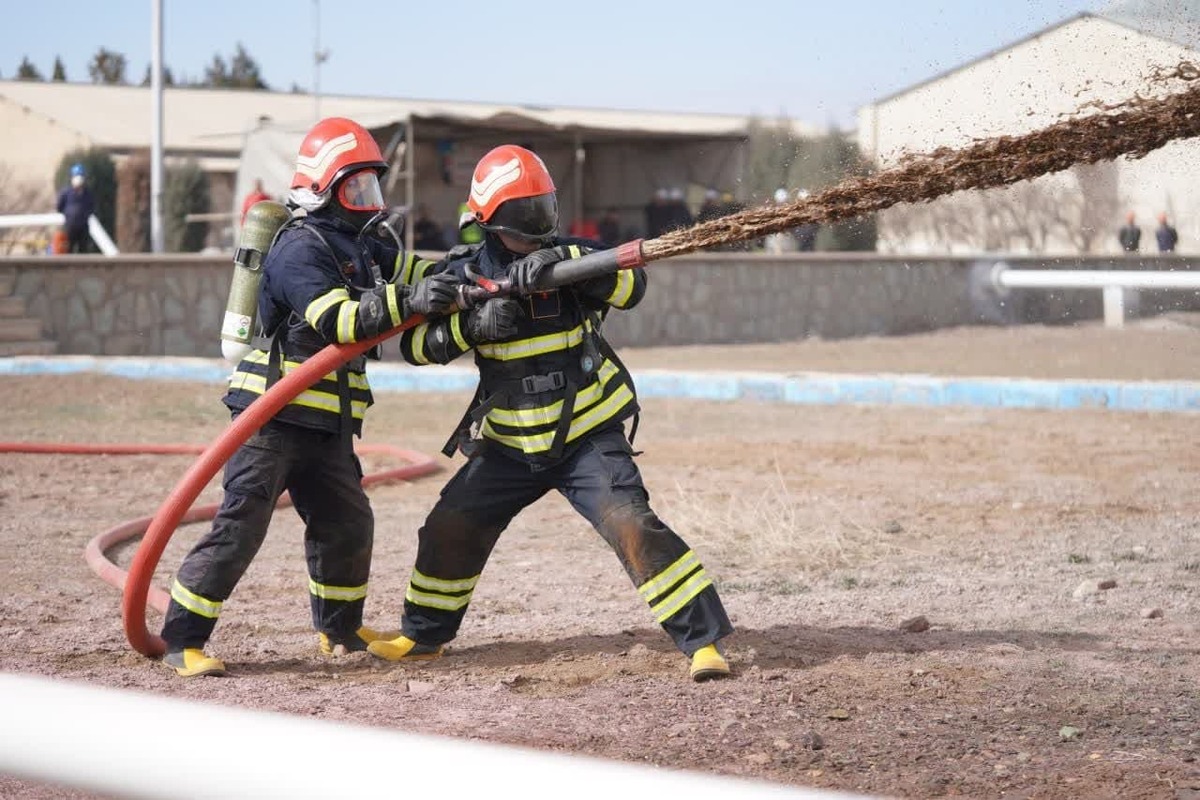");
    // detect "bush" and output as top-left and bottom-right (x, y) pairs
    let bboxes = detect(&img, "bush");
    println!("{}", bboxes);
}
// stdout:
(54, 149), (116, 236)
(164, 159), (210, 252)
